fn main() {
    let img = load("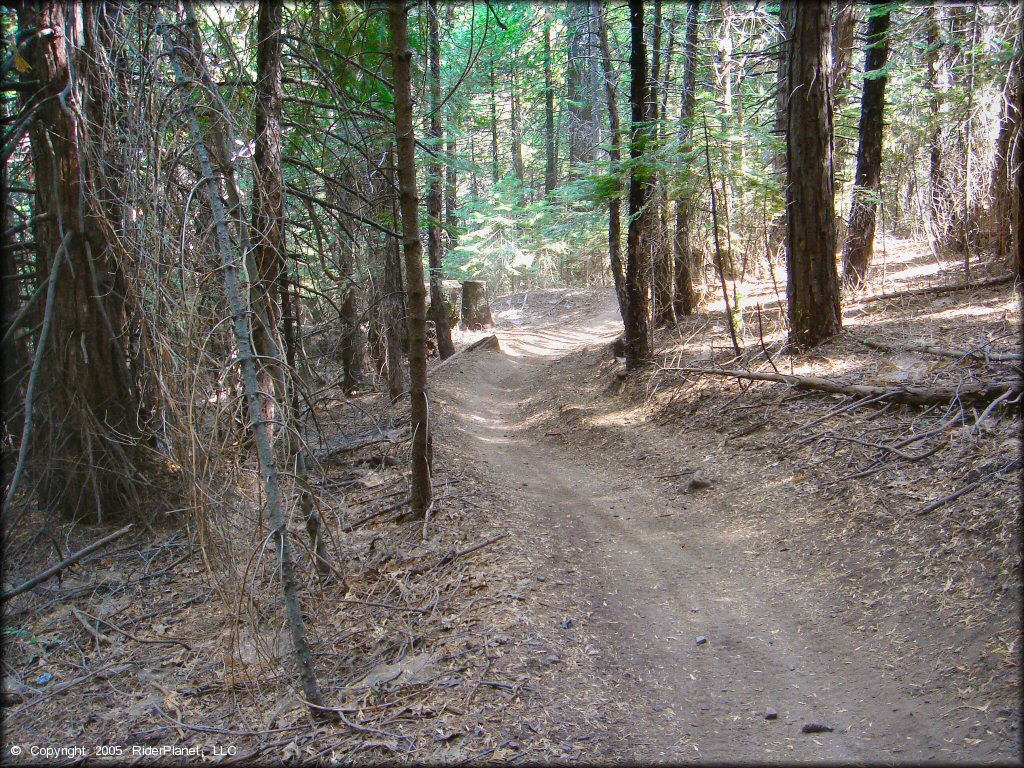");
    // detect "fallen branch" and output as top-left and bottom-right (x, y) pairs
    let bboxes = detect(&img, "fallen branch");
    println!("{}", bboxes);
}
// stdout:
(852, 274), (1015, 305)
(314, 427), (409, 463)
(862, 339), (1023, 364)
(914, 459), (1021, 516)
(660, 366), (1022, 407)
(74, 607), (193, 651)
(429, 334), (499, 375)
(409, 534), (505, 576)
(1, 524), (133, 604)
